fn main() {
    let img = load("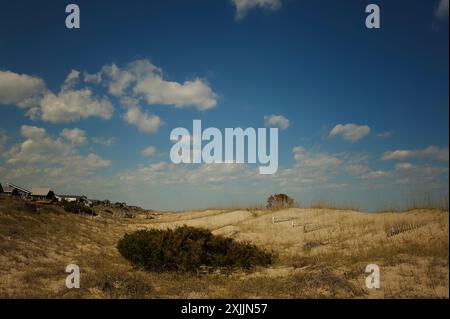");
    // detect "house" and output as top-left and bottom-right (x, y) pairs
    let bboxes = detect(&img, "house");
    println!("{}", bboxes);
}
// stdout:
(89, 199), (101, 206)
(31, 187), (55, 201)
(56, 194), (88, 204)
(102, 200), (111, 207)
(3, 186), (18, 196)
(3, 183), (31, 198)
(114, 202), (127, 208)
(0, 183), (6, 199)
